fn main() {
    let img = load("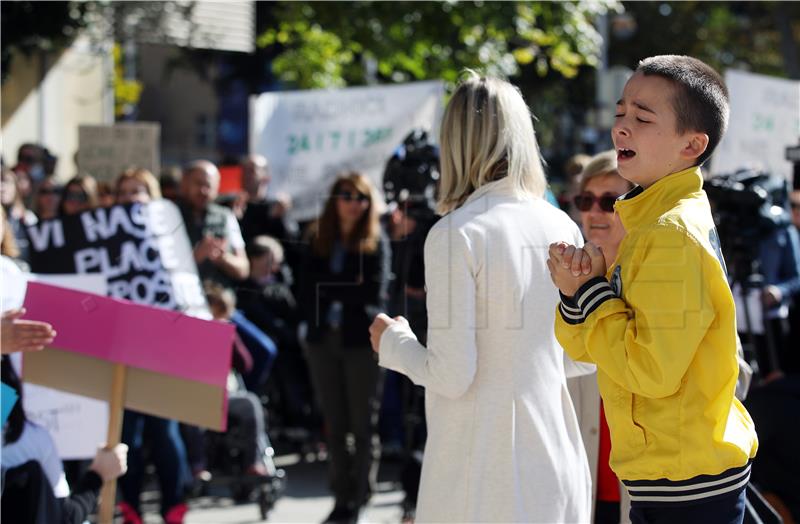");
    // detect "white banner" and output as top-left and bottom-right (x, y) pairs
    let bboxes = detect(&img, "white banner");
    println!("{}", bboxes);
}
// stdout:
(250, 81), (445, 221)
(712, 70), (800, 182)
